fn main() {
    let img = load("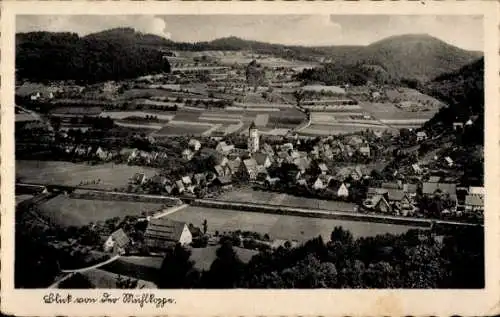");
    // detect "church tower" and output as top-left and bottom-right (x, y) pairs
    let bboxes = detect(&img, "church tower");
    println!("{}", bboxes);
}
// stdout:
(248, 122), (259, 153)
